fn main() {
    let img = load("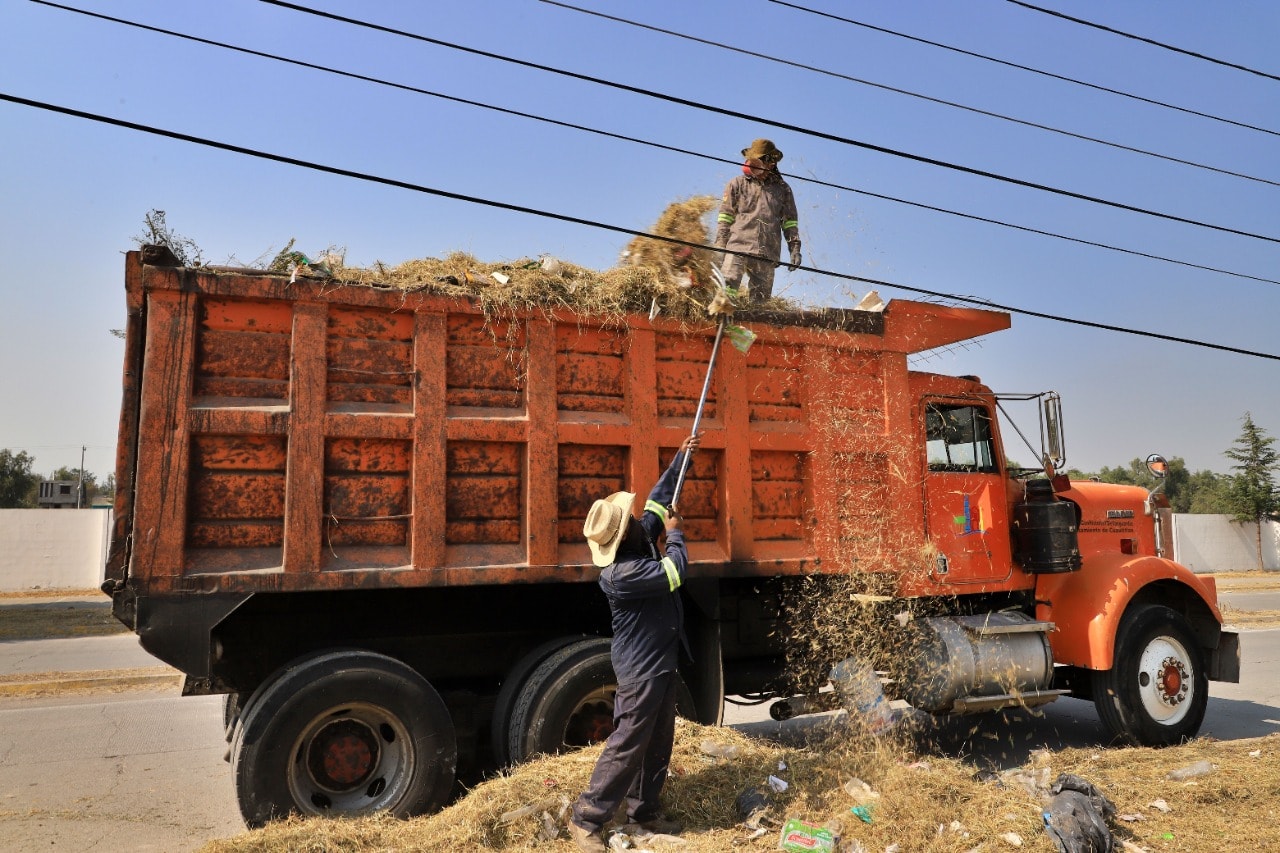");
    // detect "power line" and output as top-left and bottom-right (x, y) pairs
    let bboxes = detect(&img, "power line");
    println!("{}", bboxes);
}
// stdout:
(3, 91), (1277, 363)
(33, 0), (1280, 289)
(768, 0), (1280, 139)
(1006, 0), (1280, 83)
(257, 0), (1280, 246)
(540, 0), (1280, 189)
